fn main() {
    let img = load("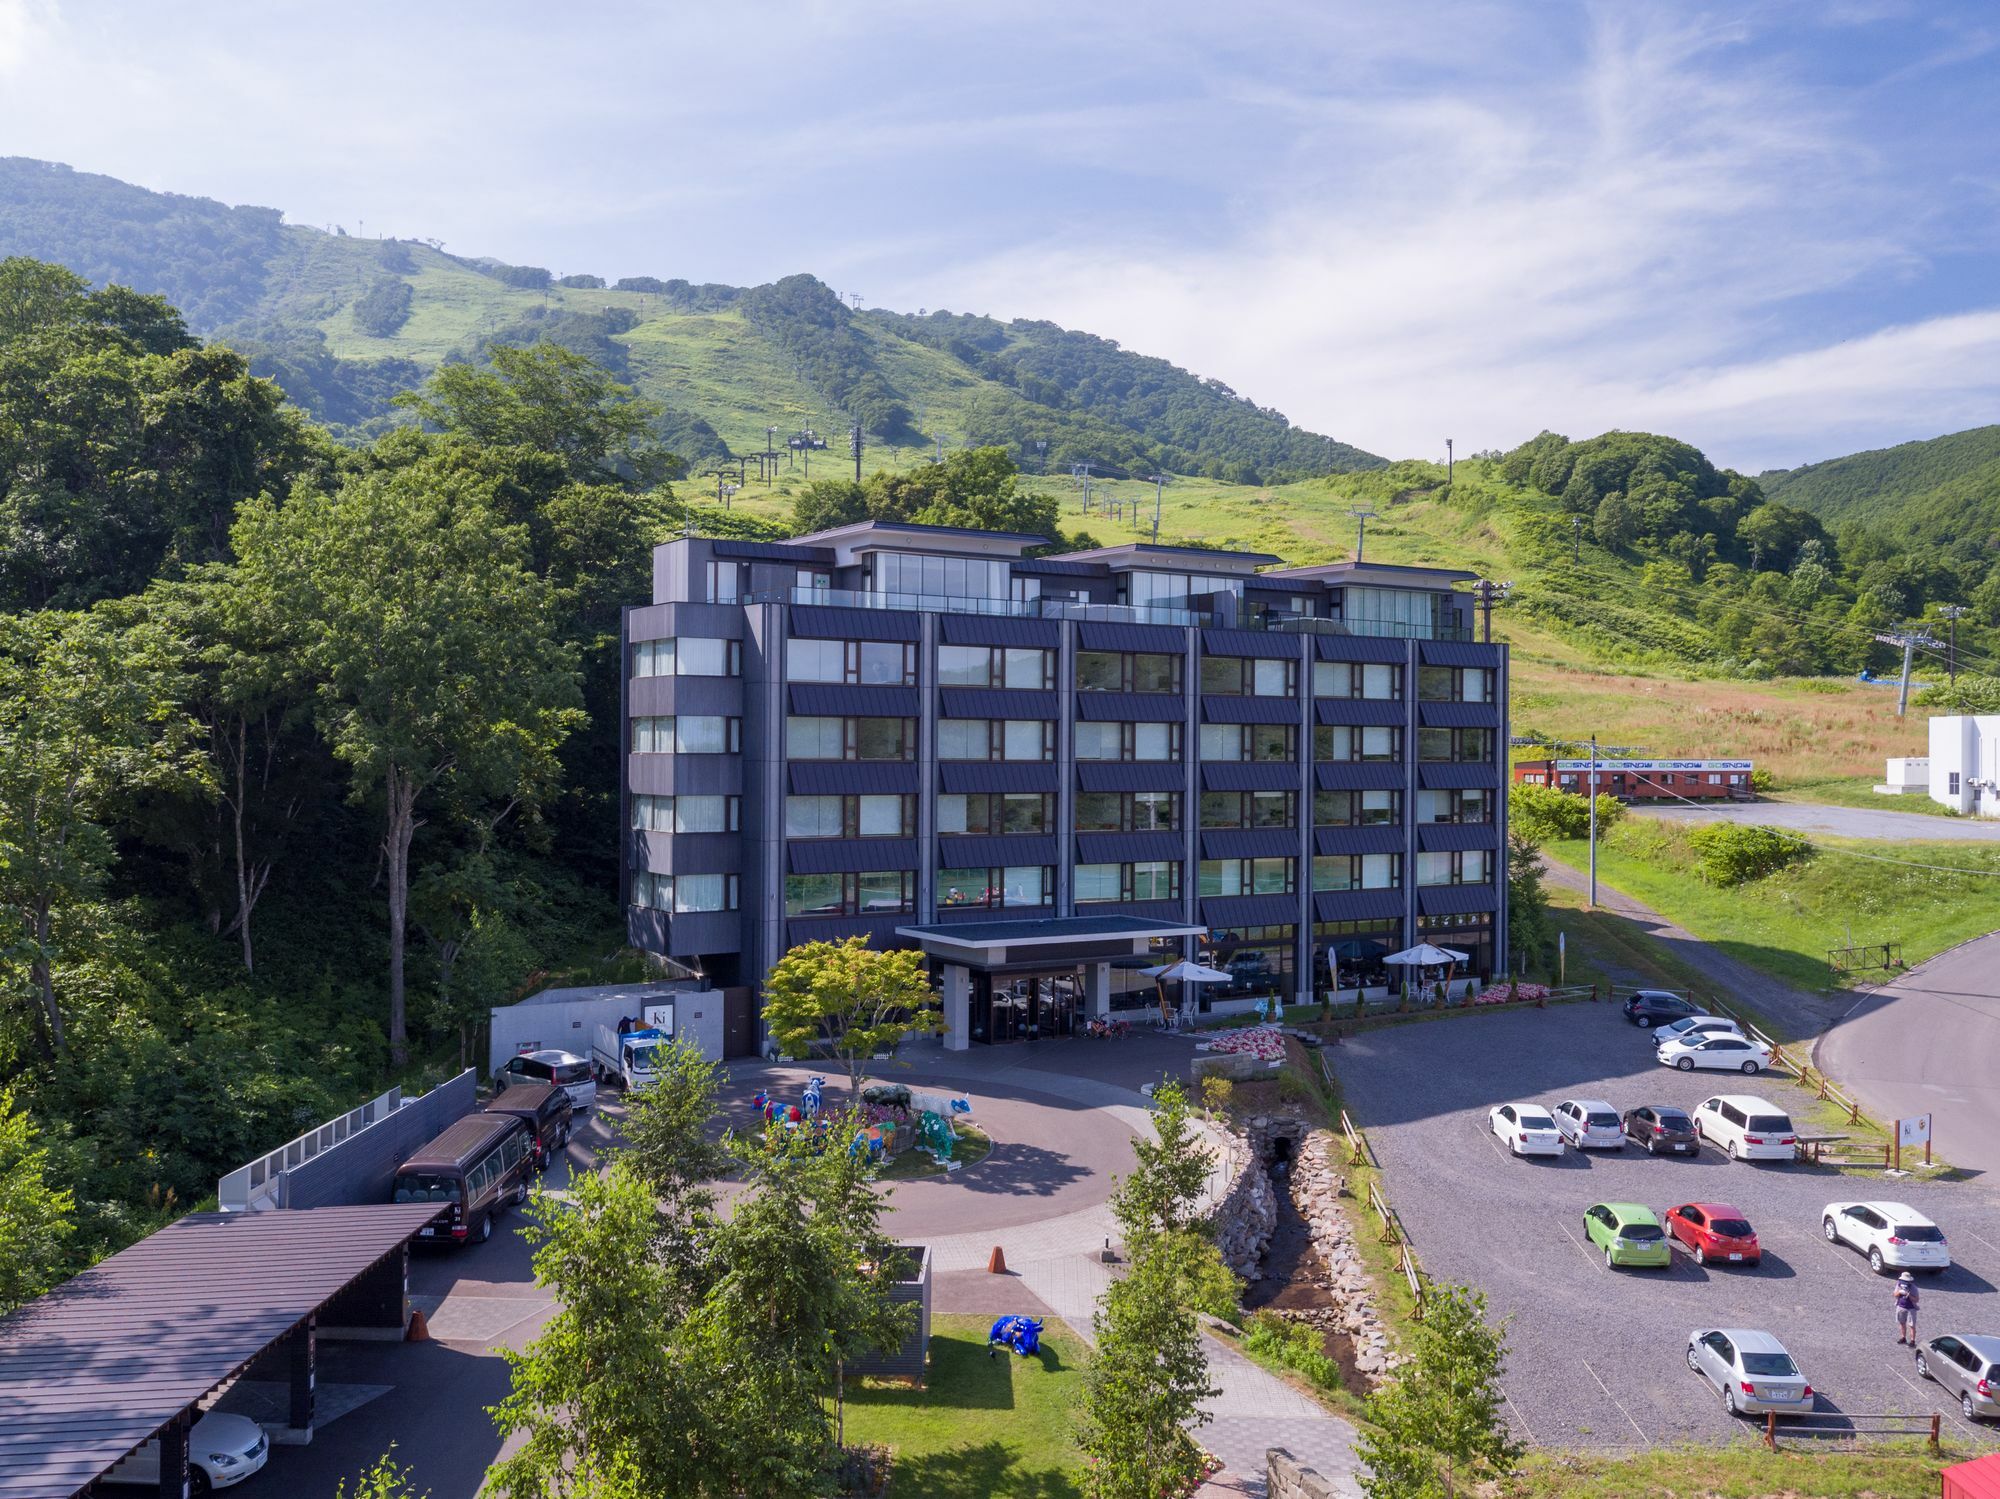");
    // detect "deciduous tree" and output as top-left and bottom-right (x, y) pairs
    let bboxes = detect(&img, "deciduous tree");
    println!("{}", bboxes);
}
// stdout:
(1358, 1281), (1521, 1498)
(760, 938), (942, 1100)
(0, 1089), (75, 1314)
